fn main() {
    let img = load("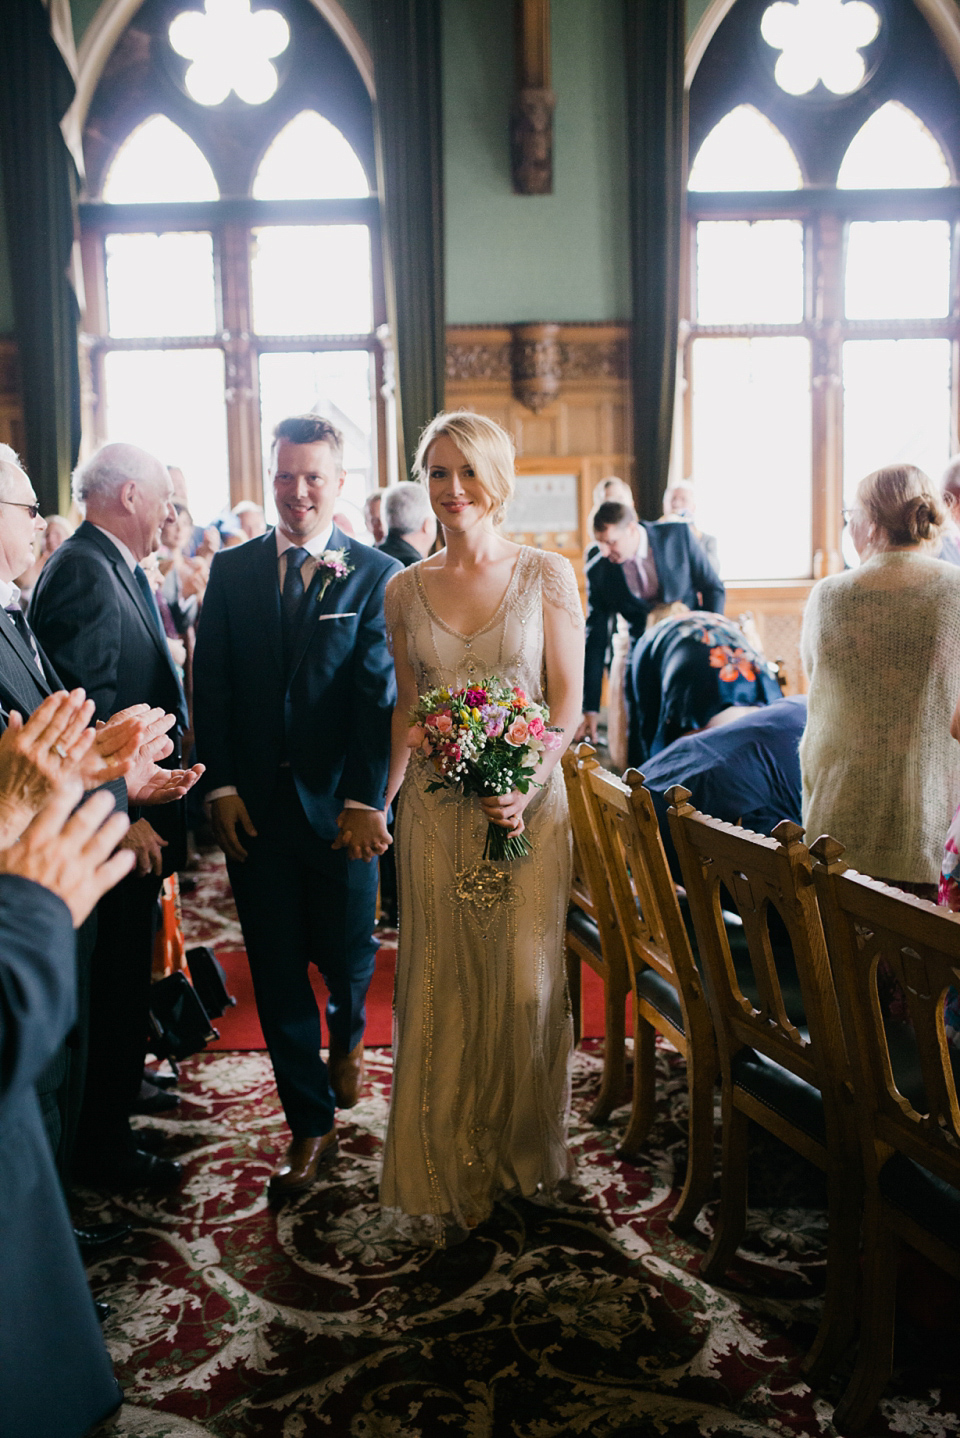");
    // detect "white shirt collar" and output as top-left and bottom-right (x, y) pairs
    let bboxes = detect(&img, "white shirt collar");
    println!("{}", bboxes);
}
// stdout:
(92, 524), (138, 571)
(274, 523), (336, 559)
(0, 578), (20, 610)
